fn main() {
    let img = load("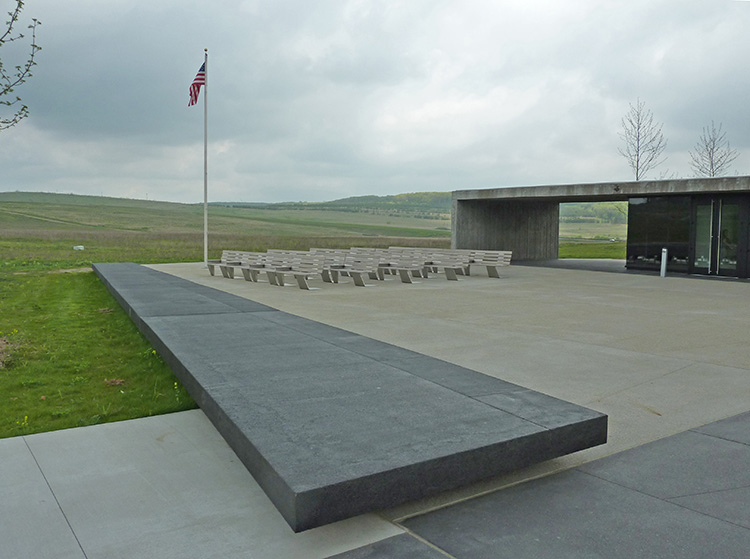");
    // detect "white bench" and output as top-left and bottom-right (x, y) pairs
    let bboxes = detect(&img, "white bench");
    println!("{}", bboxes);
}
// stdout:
(218, 252), (266, 280)
(431, 249), (473, 280)
(467, 250), (513, 278)
(261, 251), (309, 286)
(379, 256), (431, 283)
(322, 256), (384, 287)
(207, 250), (247, 278)
(281, 255), (331, 289)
